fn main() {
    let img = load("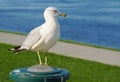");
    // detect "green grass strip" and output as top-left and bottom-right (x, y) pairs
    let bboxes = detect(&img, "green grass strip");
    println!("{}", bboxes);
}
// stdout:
(0, 30), (26, 35)
(60, 39), (120, 52)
